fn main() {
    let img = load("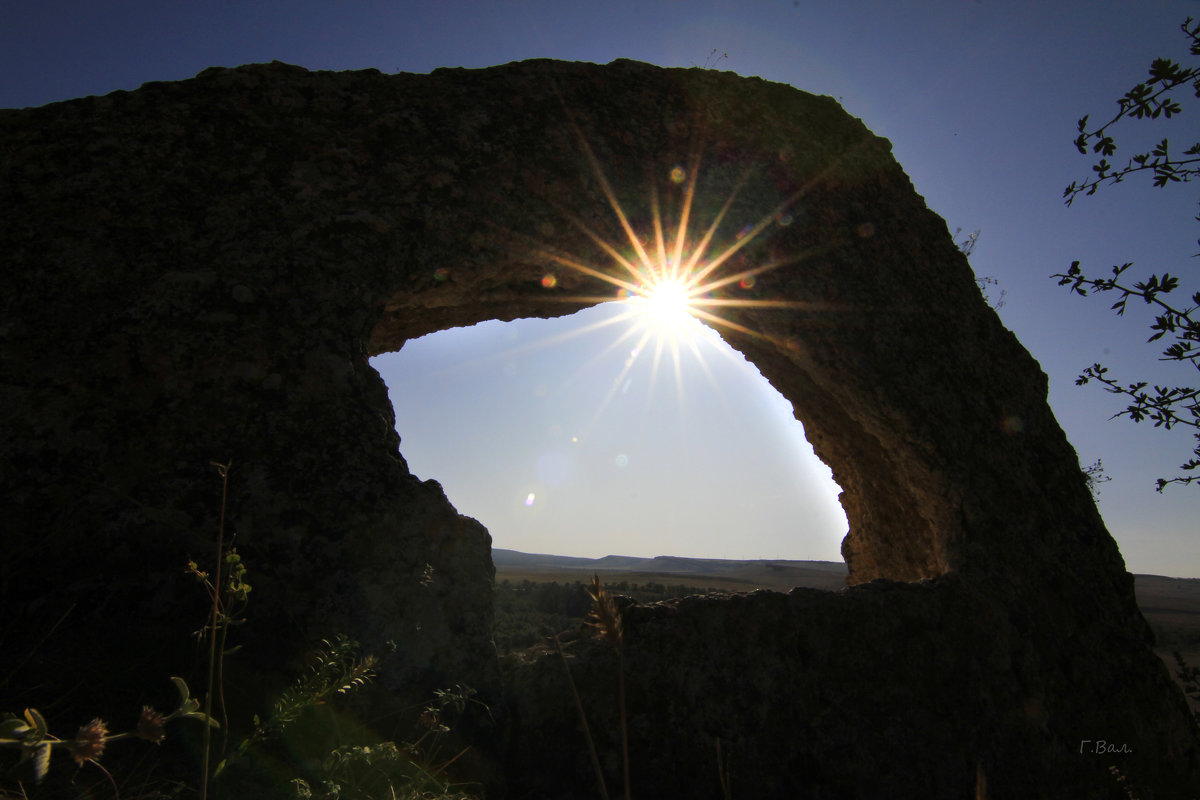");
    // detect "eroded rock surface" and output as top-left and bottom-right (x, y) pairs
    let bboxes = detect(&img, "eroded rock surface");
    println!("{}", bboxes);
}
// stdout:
(1, 59), (1195, 796)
